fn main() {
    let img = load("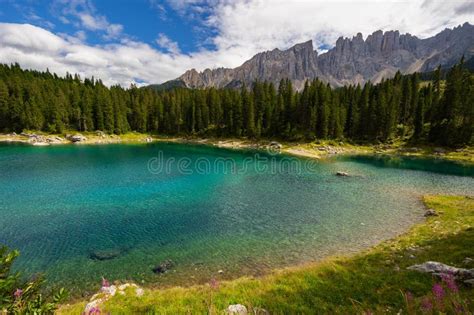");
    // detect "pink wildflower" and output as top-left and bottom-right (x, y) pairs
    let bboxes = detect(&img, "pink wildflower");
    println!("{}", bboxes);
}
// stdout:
(88, 307), (101, 314)
(101, 277), (110, 288)
(209, 278), (219, 290)
(441, 273), (458, 293)
(13, 288), (23, 299)
(421, 297), (433, 312)
(453, 301), (464, 314)
(432, 283), (445, 300)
